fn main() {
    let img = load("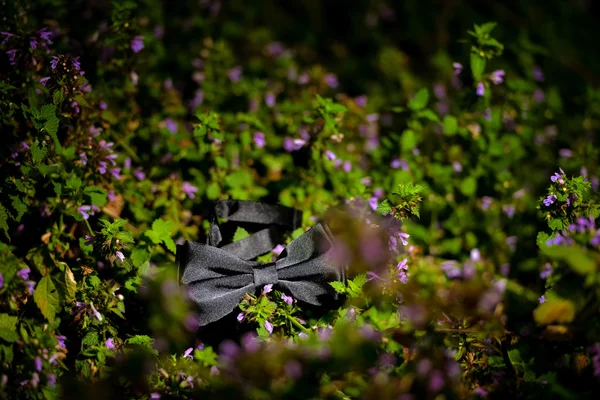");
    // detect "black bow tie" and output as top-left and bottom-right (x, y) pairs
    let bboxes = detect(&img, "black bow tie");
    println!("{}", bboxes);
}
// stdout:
(177, 200), (346, 327)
